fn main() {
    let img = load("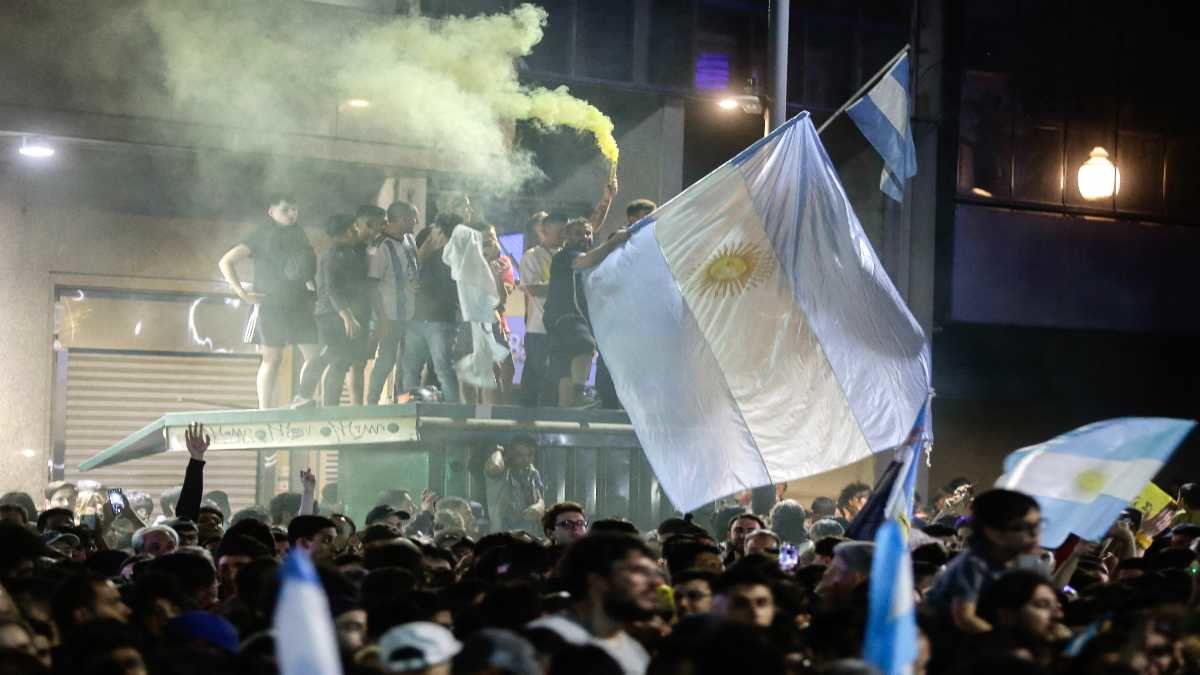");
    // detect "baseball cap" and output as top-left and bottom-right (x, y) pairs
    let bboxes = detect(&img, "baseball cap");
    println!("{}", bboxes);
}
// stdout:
(452, 629), (540, 675)
(380, 622), (462, 672)
(42, 531), (81, 548)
